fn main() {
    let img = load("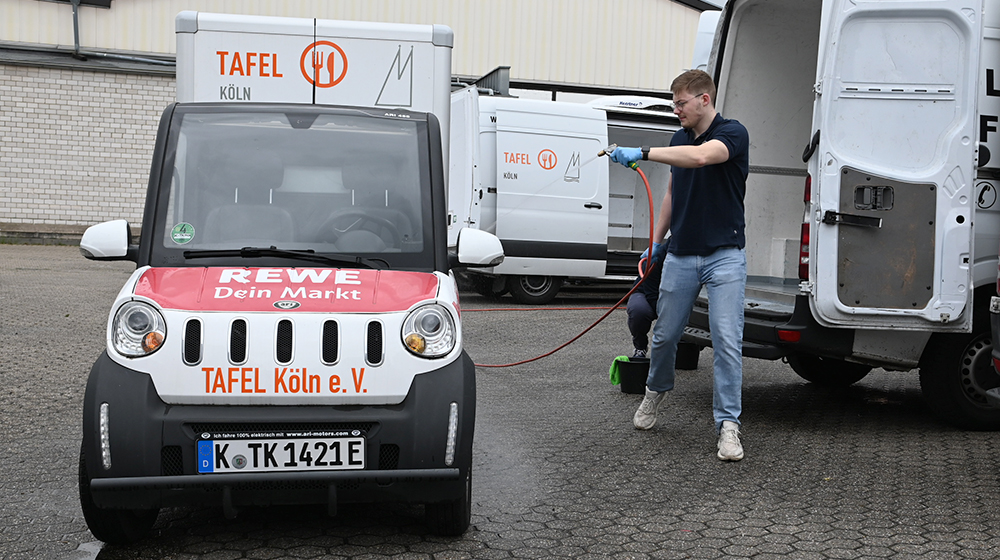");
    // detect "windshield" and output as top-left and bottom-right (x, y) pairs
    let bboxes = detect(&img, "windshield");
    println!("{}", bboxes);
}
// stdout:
(152, 107), (433, 269)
